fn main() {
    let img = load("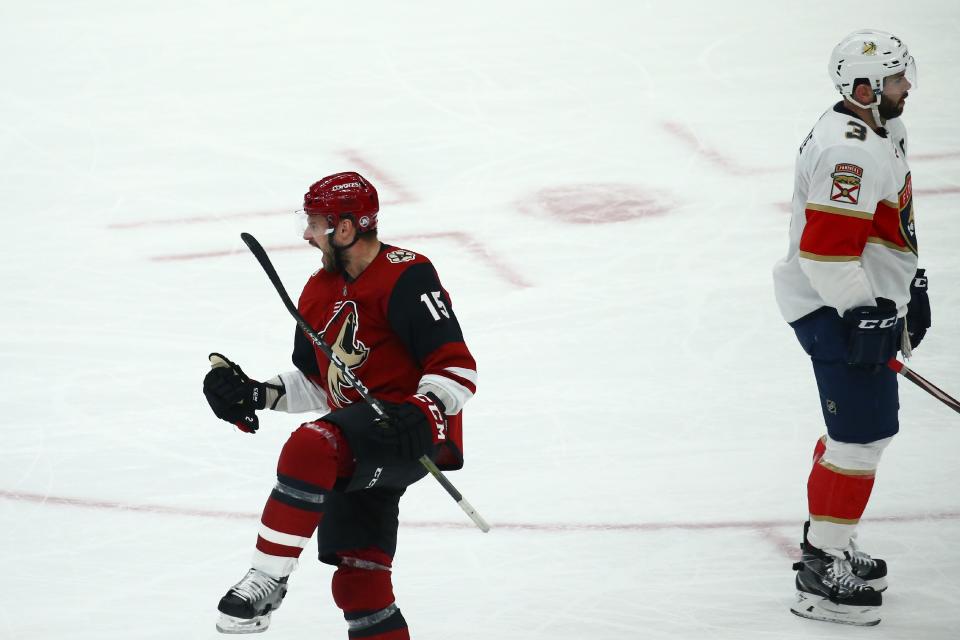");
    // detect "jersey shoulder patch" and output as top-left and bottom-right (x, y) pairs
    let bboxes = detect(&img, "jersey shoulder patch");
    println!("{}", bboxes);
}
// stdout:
(829, 163), (864, 204)
(385, 248), (418, 264)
